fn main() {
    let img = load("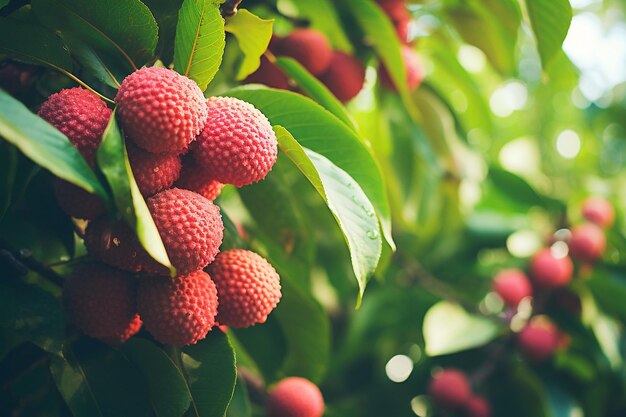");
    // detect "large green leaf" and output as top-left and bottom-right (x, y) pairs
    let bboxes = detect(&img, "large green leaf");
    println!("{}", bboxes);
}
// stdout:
(275, 126), (382, 302)
(226, 378), (251, 417)
(32, 0), (158, 72)
(224, 87), (394, 252)
(423, 301), (501, 356)
(524, 0), (572, 69)
(142, 0), (184, 63)
(0, 89), (107, 200)
(96, 112), (173, 273)
(224, 9), (273, 80)
(173, 0), (225, 91)
(0, 140), (17, 219)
